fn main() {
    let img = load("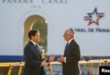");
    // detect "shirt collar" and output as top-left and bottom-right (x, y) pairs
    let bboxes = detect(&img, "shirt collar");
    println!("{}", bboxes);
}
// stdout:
(31, 40), (41, 49)
(31, 40), (36, 46)
(67, 38), (74, 44)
